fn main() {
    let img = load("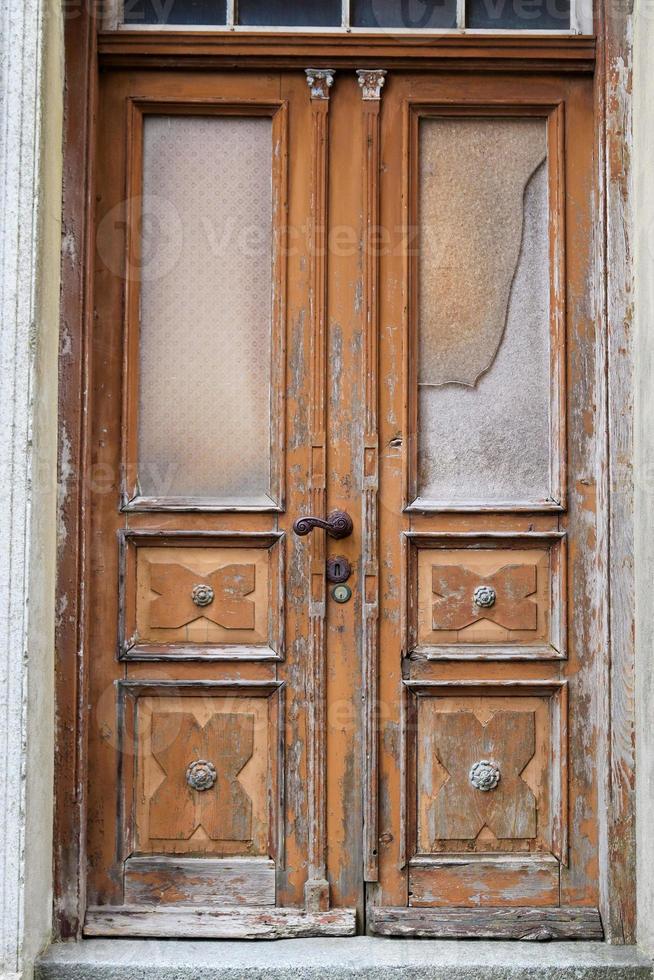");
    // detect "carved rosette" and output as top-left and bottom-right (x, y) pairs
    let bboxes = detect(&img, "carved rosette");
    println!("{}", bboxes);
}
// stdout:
(191, 583), (215, 608)
(469, 759), (501, 792)
(473, 584), (497, 609)
(186, 759), (217, 792)
(356, 69), (388, 101)
(305, 69), (336, 101)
